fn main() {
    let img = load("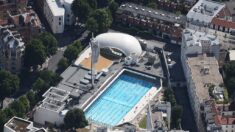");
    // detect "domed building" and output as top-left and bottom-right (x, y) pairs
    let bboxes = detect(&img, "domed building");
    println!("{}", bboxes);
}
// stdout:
(95, 33), (142, 58)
